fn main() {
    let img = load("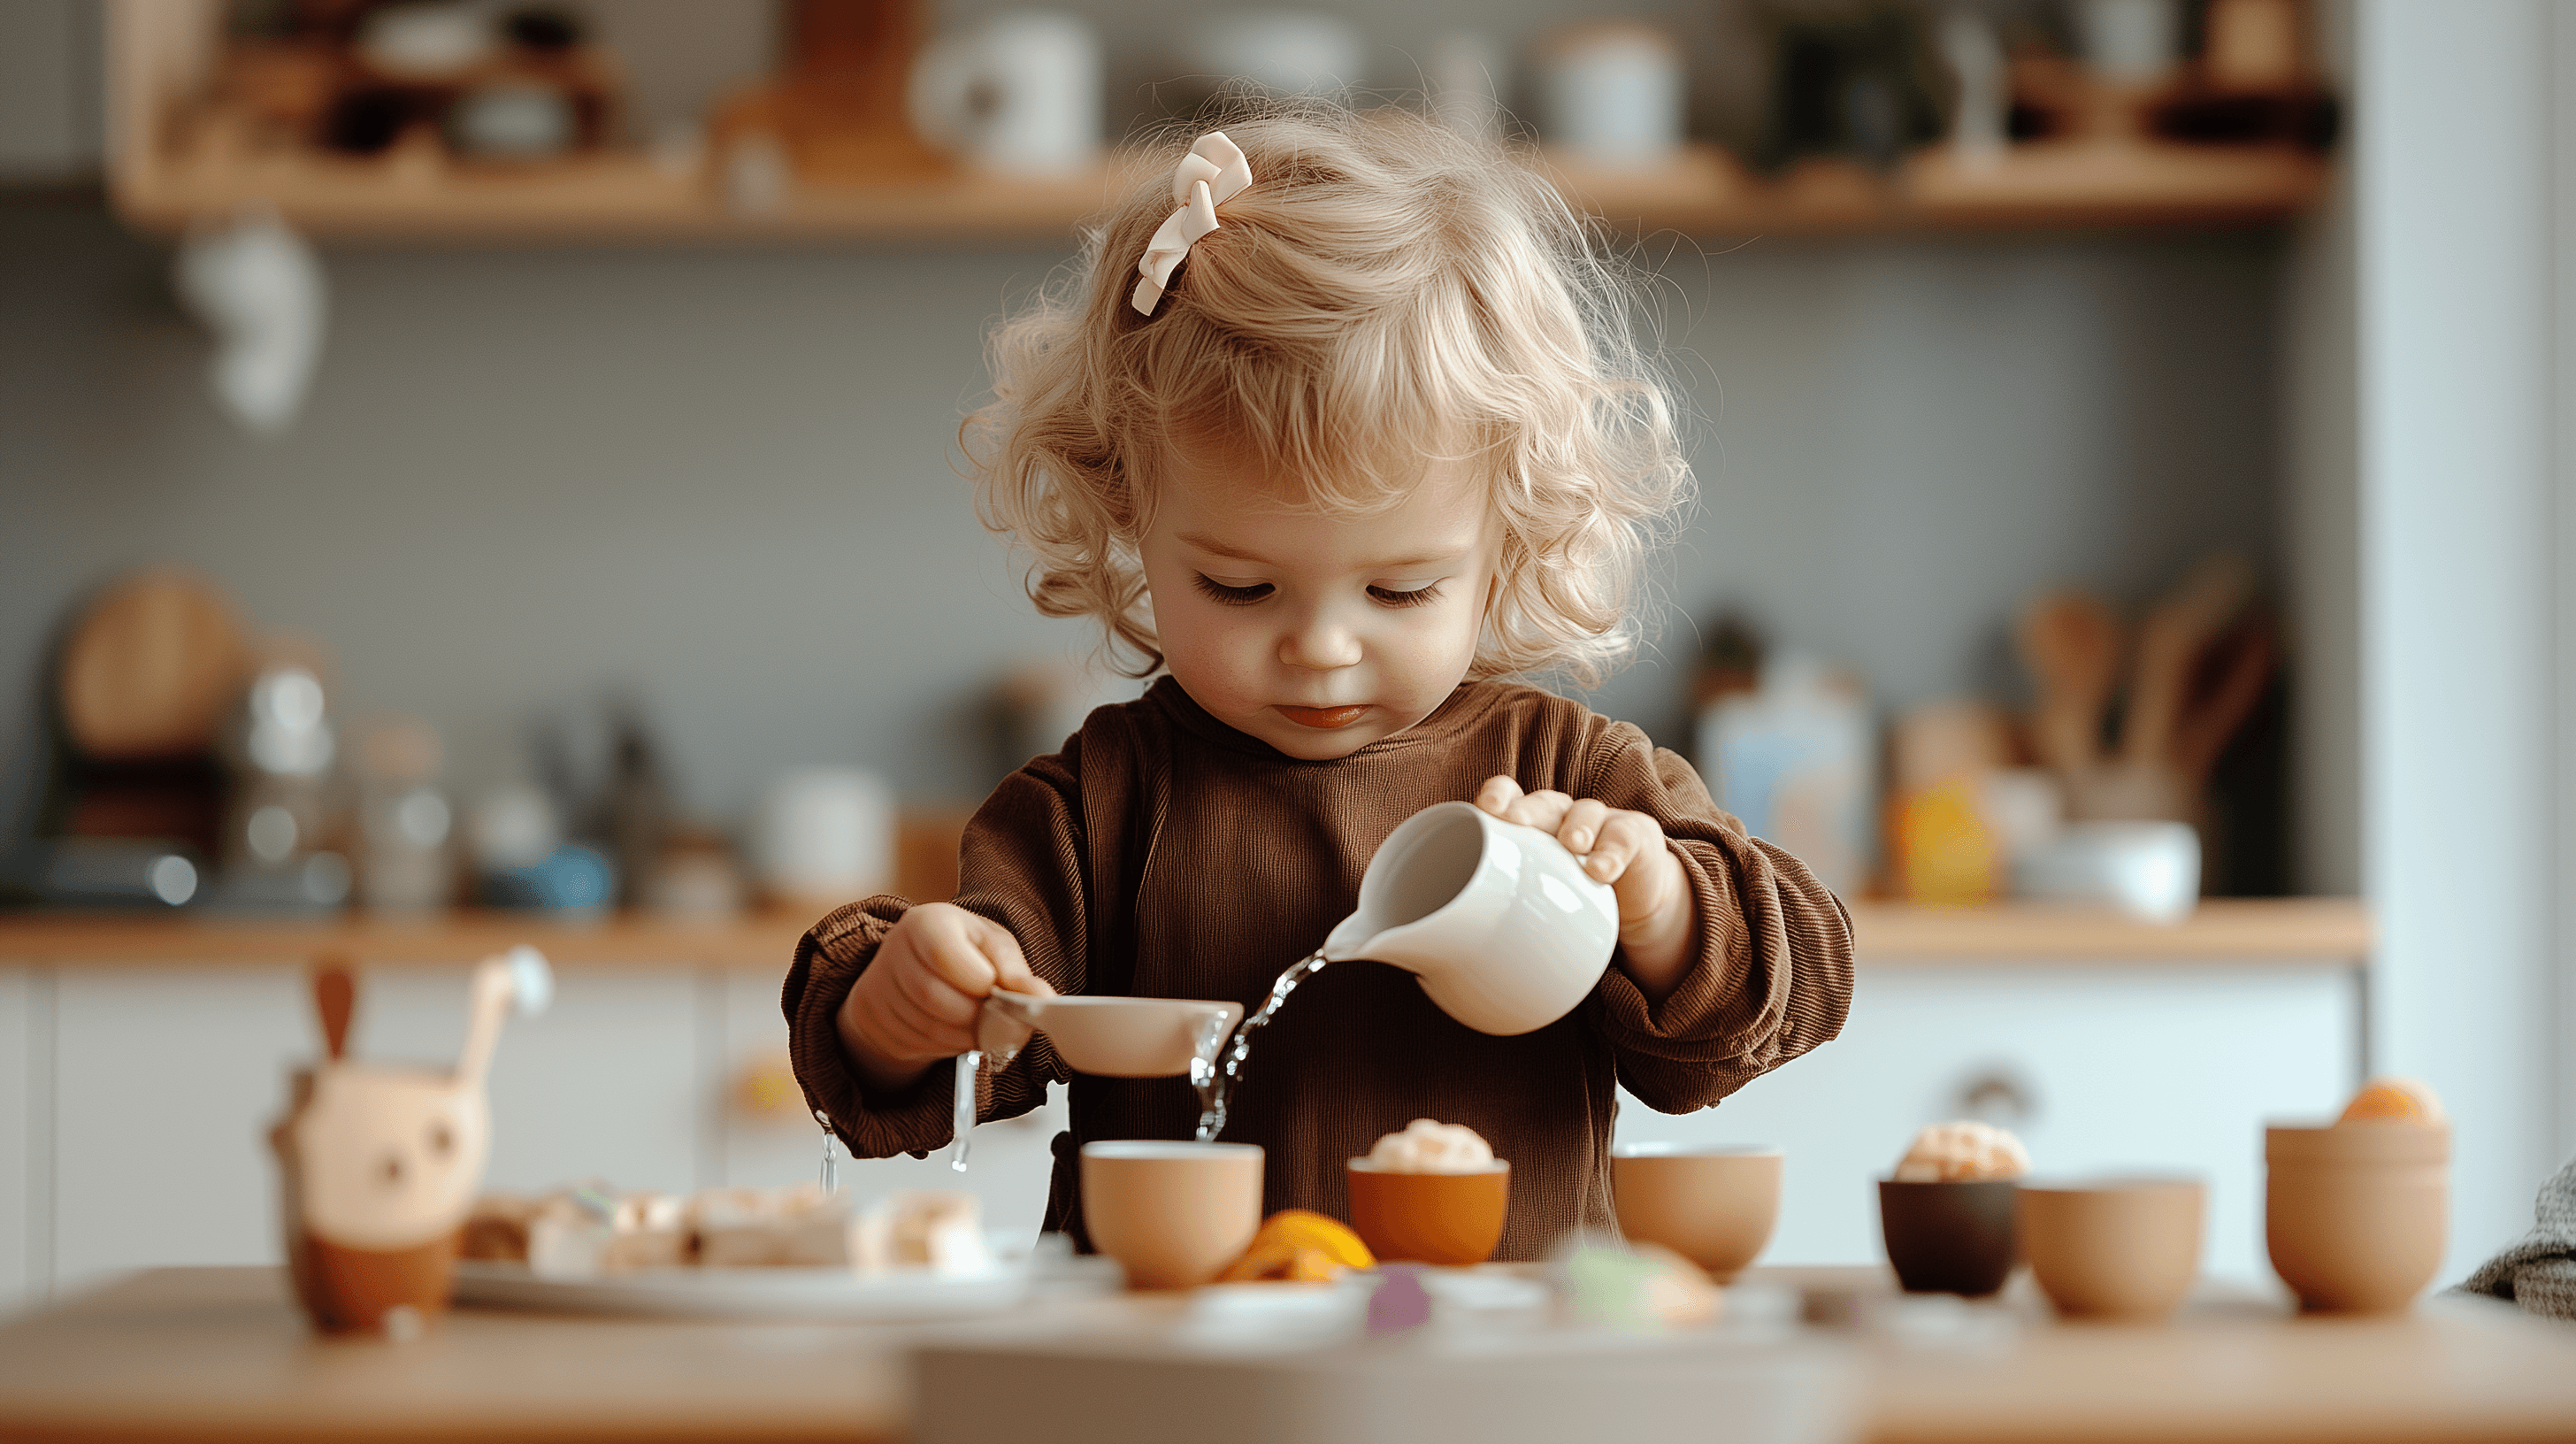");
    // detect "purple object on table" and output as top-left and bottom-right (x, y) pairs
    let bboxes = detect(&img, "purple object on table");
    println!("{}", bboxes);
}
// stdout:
(1367, 1265), (1432, 1336)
